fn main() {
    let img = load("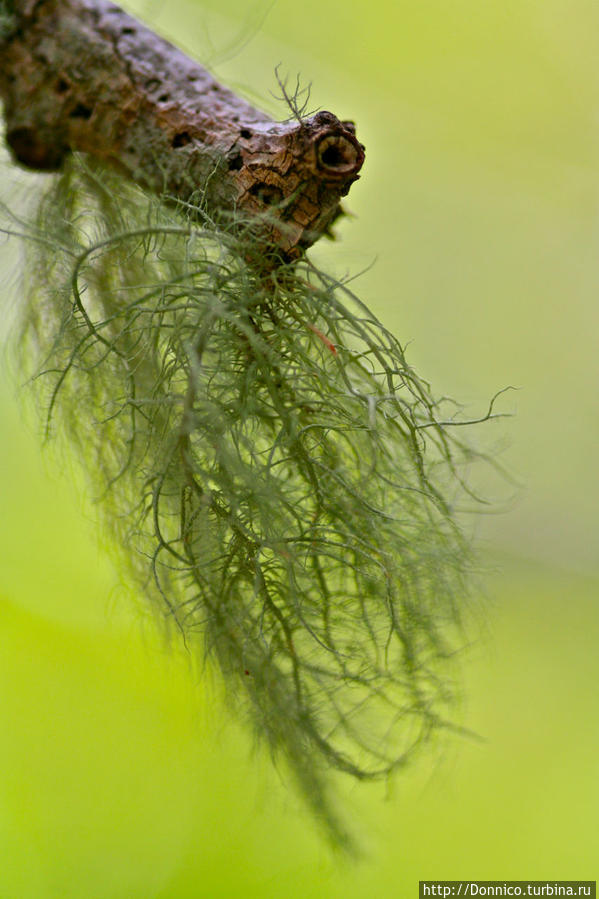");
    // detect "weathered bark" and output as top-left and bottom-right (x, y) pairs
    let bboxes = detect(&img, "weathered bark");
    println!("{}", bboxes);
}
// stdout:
(0, 0), (365, 259)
